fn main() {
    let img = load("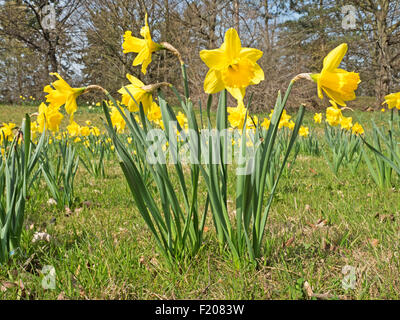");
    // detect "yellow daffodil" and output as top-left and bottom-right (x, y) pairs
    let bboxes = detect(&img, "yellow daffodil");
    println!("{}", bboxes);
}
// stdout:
(147, 102), (162, 122)
(340, 116), (353, 130)
(383, 92), (400, 110)
(80, 126), (91, 137)
(67, 121), (81, 137)
(110, 106), (126, 133)
(261, 118), (270, 130)
(381, 108), (386, 112)
(37, 103), (64, 132)
(325, 100), (343, 127)
(127, 137), (133, 144)
(31, 121), (39, 140)
(311, 43), (360, 106)
(314, 113), (322, 124)
(176, 111), (188, 130)
(278, 110), (292, 129)
(228, 100), (247, 129)
(200, 28), (264, 101)
(0, 122), (16, 143)
(122, 13), (162, 75)
(352, 122), (364, 135)
(90, 127), (100, 136)
(118, 74), (154, 114)
(299, 126), (309, 137)
(44, 73), (85, 121)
